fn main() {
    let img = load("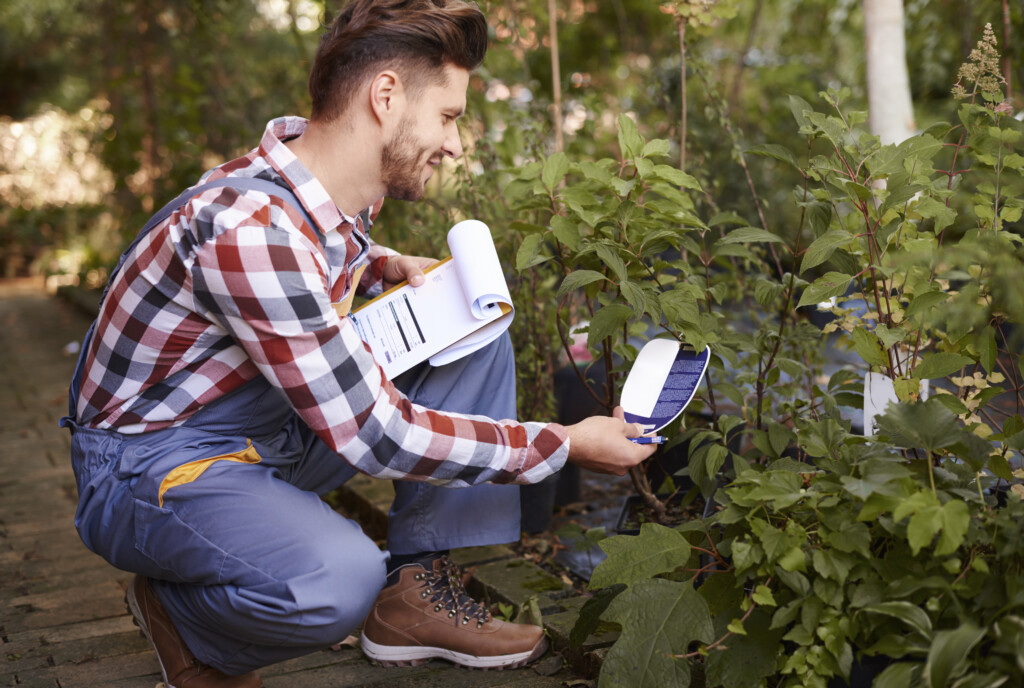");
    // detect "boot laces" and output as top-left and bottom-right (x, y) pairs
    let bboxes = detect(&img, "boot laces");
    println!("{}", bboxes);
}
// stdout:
(414, 556), (492, 628)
